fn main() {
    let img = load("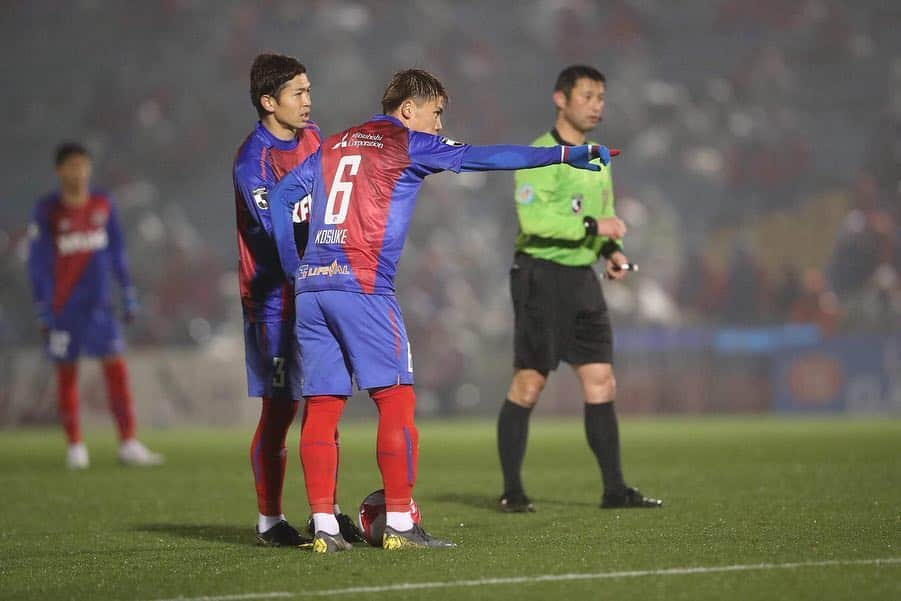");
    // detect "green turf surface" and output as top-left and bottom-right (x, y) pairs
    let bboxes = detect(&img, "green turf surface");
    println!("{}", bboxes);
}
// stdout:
(1, 418), (899, 601)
